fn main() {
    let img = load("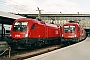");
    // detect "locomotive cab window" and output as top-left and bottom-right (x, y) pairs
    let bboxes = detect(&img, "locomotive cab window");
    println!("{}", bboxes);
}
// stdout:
(64, 26), (75, 33)
(78, 27), (80, 32)
(31, 24), (36, 30)
(13, 22), (28, 31)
